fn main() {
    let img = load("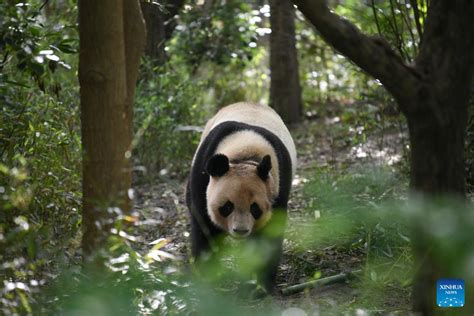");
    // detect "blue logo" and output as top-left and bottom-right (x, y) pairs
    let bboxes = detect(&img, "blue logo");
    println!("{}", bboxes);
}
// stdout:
(437, 279), (464, 307)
